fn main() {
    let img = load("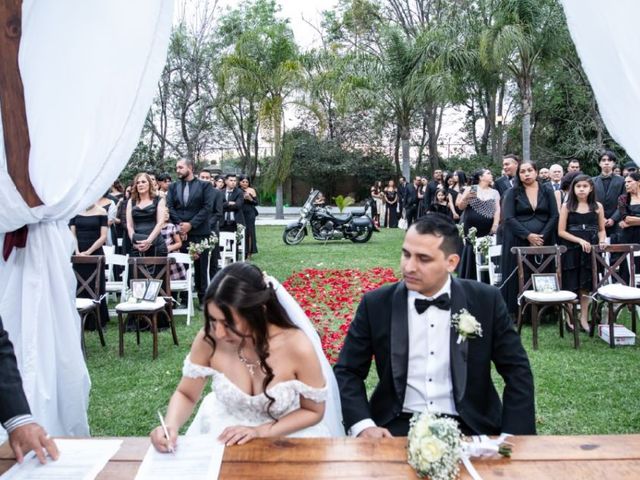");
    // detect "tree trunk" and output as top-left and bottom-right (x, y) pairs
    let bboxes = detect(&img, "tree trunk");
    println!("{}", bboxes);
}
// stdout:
(273, 105), (285, 220)
(400, 124), (411, 180)
(495, 82), (505, 162)
(425, 105), (440, 171)
(275, 183), (284, 219)
(393, 126), (401, 178)
(521, 76), (532, 162)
